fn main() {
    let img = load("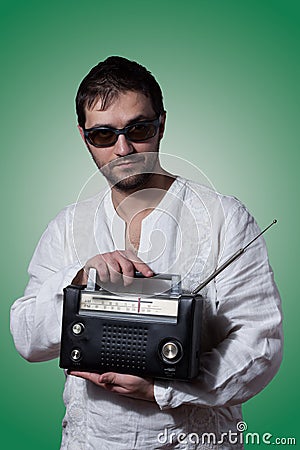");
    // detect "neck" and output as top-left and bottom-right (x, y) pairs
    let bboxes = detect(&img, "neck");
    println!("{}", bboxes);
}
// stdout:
(111, 167), (176, 223)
